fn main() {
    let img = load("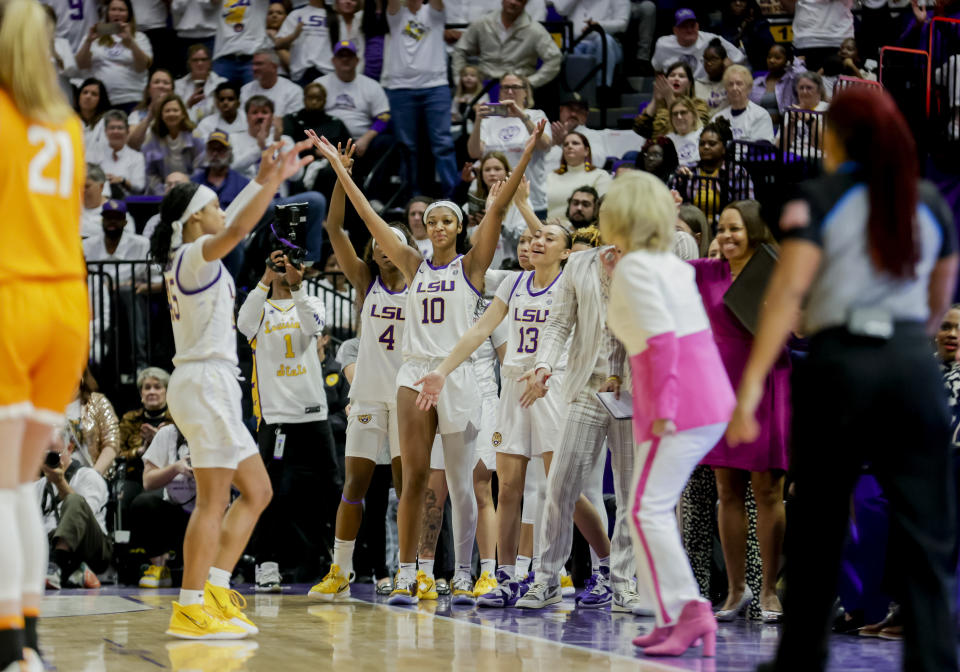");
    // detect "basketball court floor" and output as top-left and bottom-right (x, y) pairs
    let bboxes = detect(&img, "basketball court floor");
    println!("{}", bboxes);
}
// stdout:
(37, 584), (910, 671)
